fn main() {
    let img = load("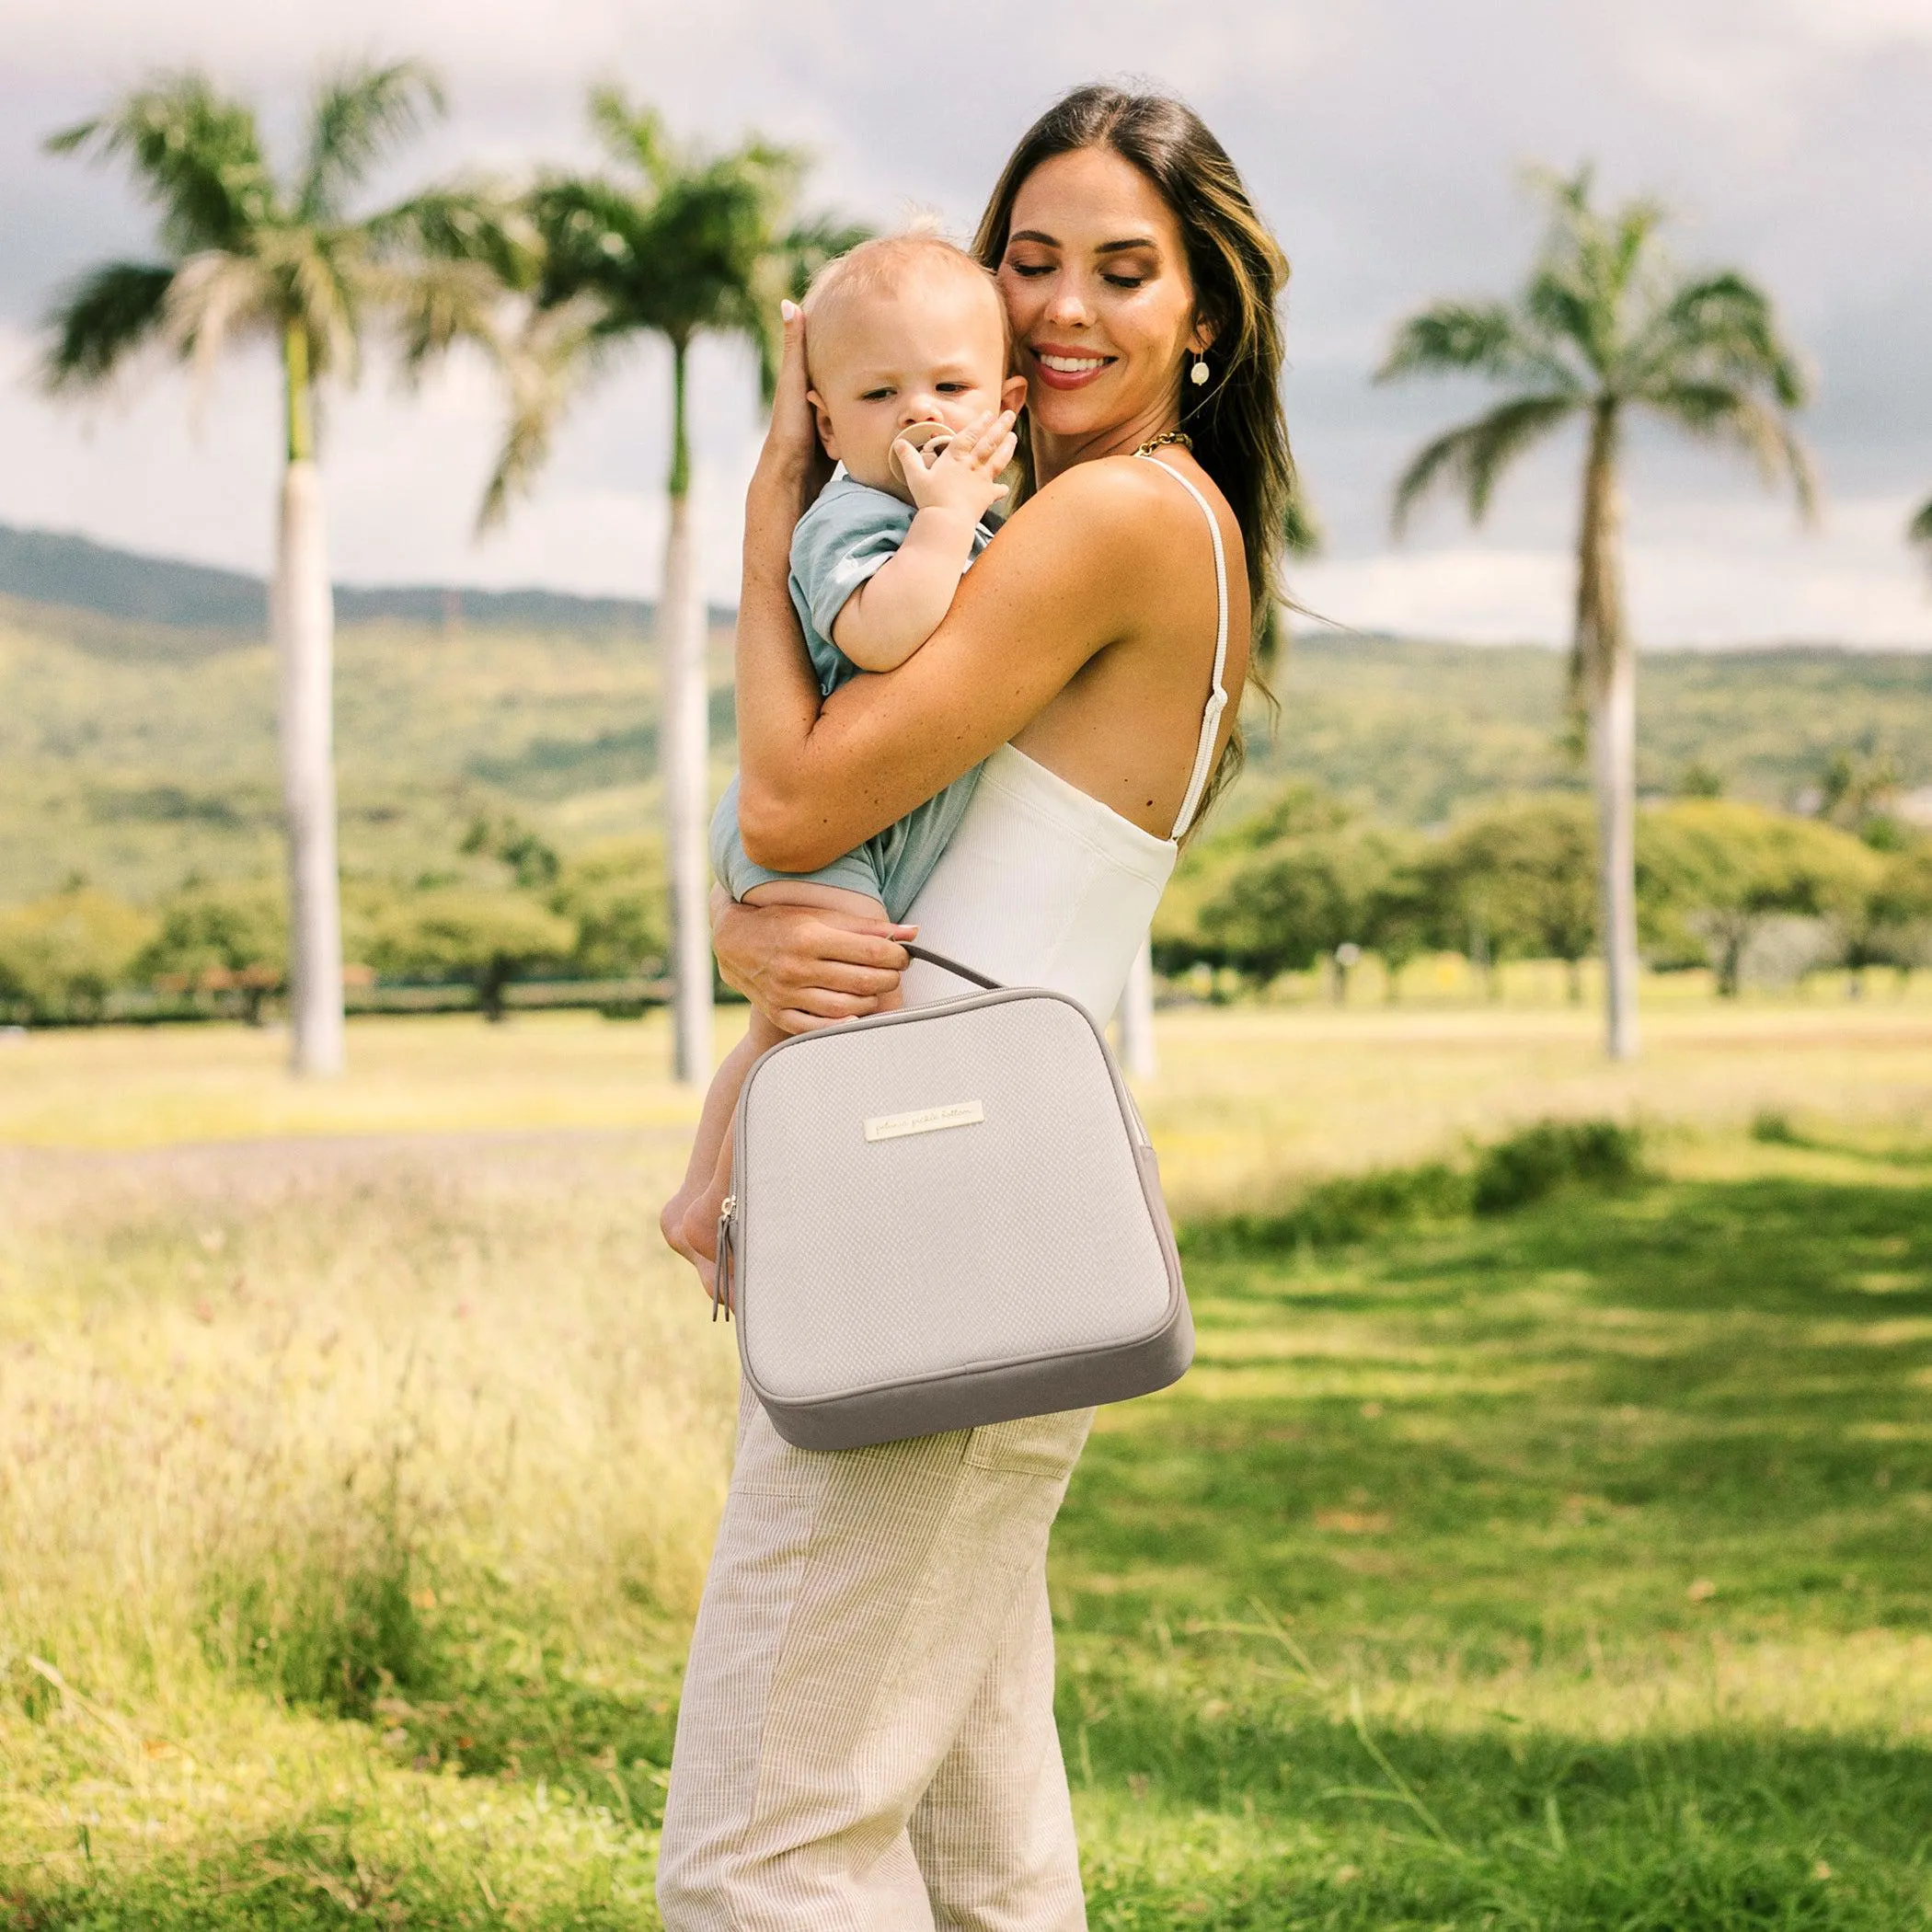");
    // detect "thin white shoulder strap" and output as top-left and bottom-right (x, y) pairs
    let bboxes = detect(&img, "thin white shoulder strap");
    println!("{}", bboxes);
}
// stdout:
(1134, 453), (1230, 840)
